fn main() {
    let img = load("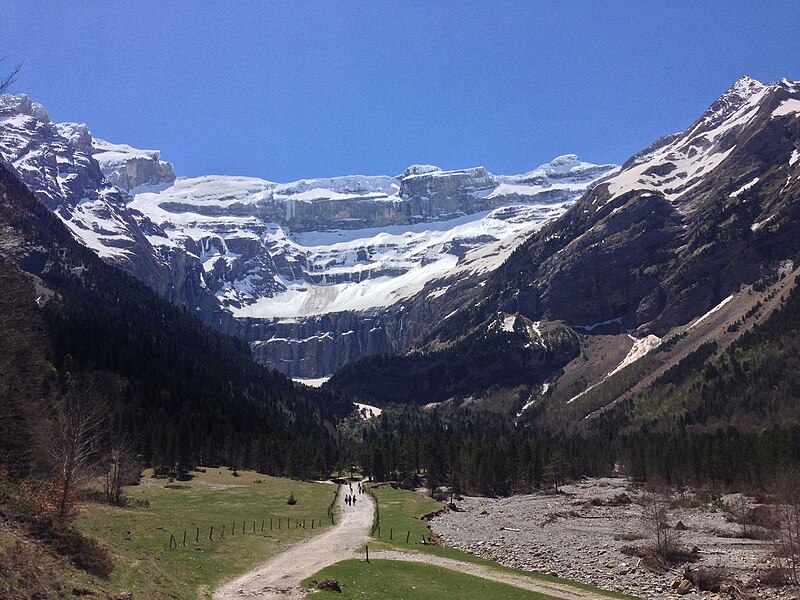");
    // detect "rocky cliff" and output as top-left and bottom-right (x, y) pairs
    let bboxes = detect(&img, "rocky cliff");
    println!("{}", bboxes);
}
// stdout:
(0, 94), (215, 313)
(92, 139), (176, 190)
(0, 92), (616, 377)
